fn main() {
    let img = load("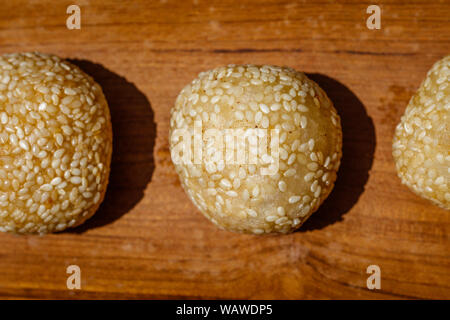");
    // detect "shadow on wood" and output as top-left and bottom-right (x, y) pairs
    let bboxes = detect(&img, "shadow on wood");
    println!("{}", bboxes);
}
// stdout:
(300, 74), (375, 231)
(67, 59), (156, 233)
